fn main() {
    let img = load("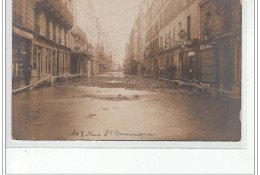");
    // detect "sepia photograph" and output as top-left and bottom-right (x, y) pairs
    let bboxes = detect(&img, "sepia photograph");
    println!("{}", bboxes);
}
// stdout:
(11, 0), (242, 141)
